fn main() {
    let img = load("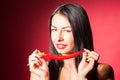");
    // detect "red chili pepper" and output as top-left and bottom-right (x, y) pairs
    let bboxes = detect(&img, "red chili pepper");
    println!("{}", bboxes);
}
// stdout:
(37, 50), (85, 60)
